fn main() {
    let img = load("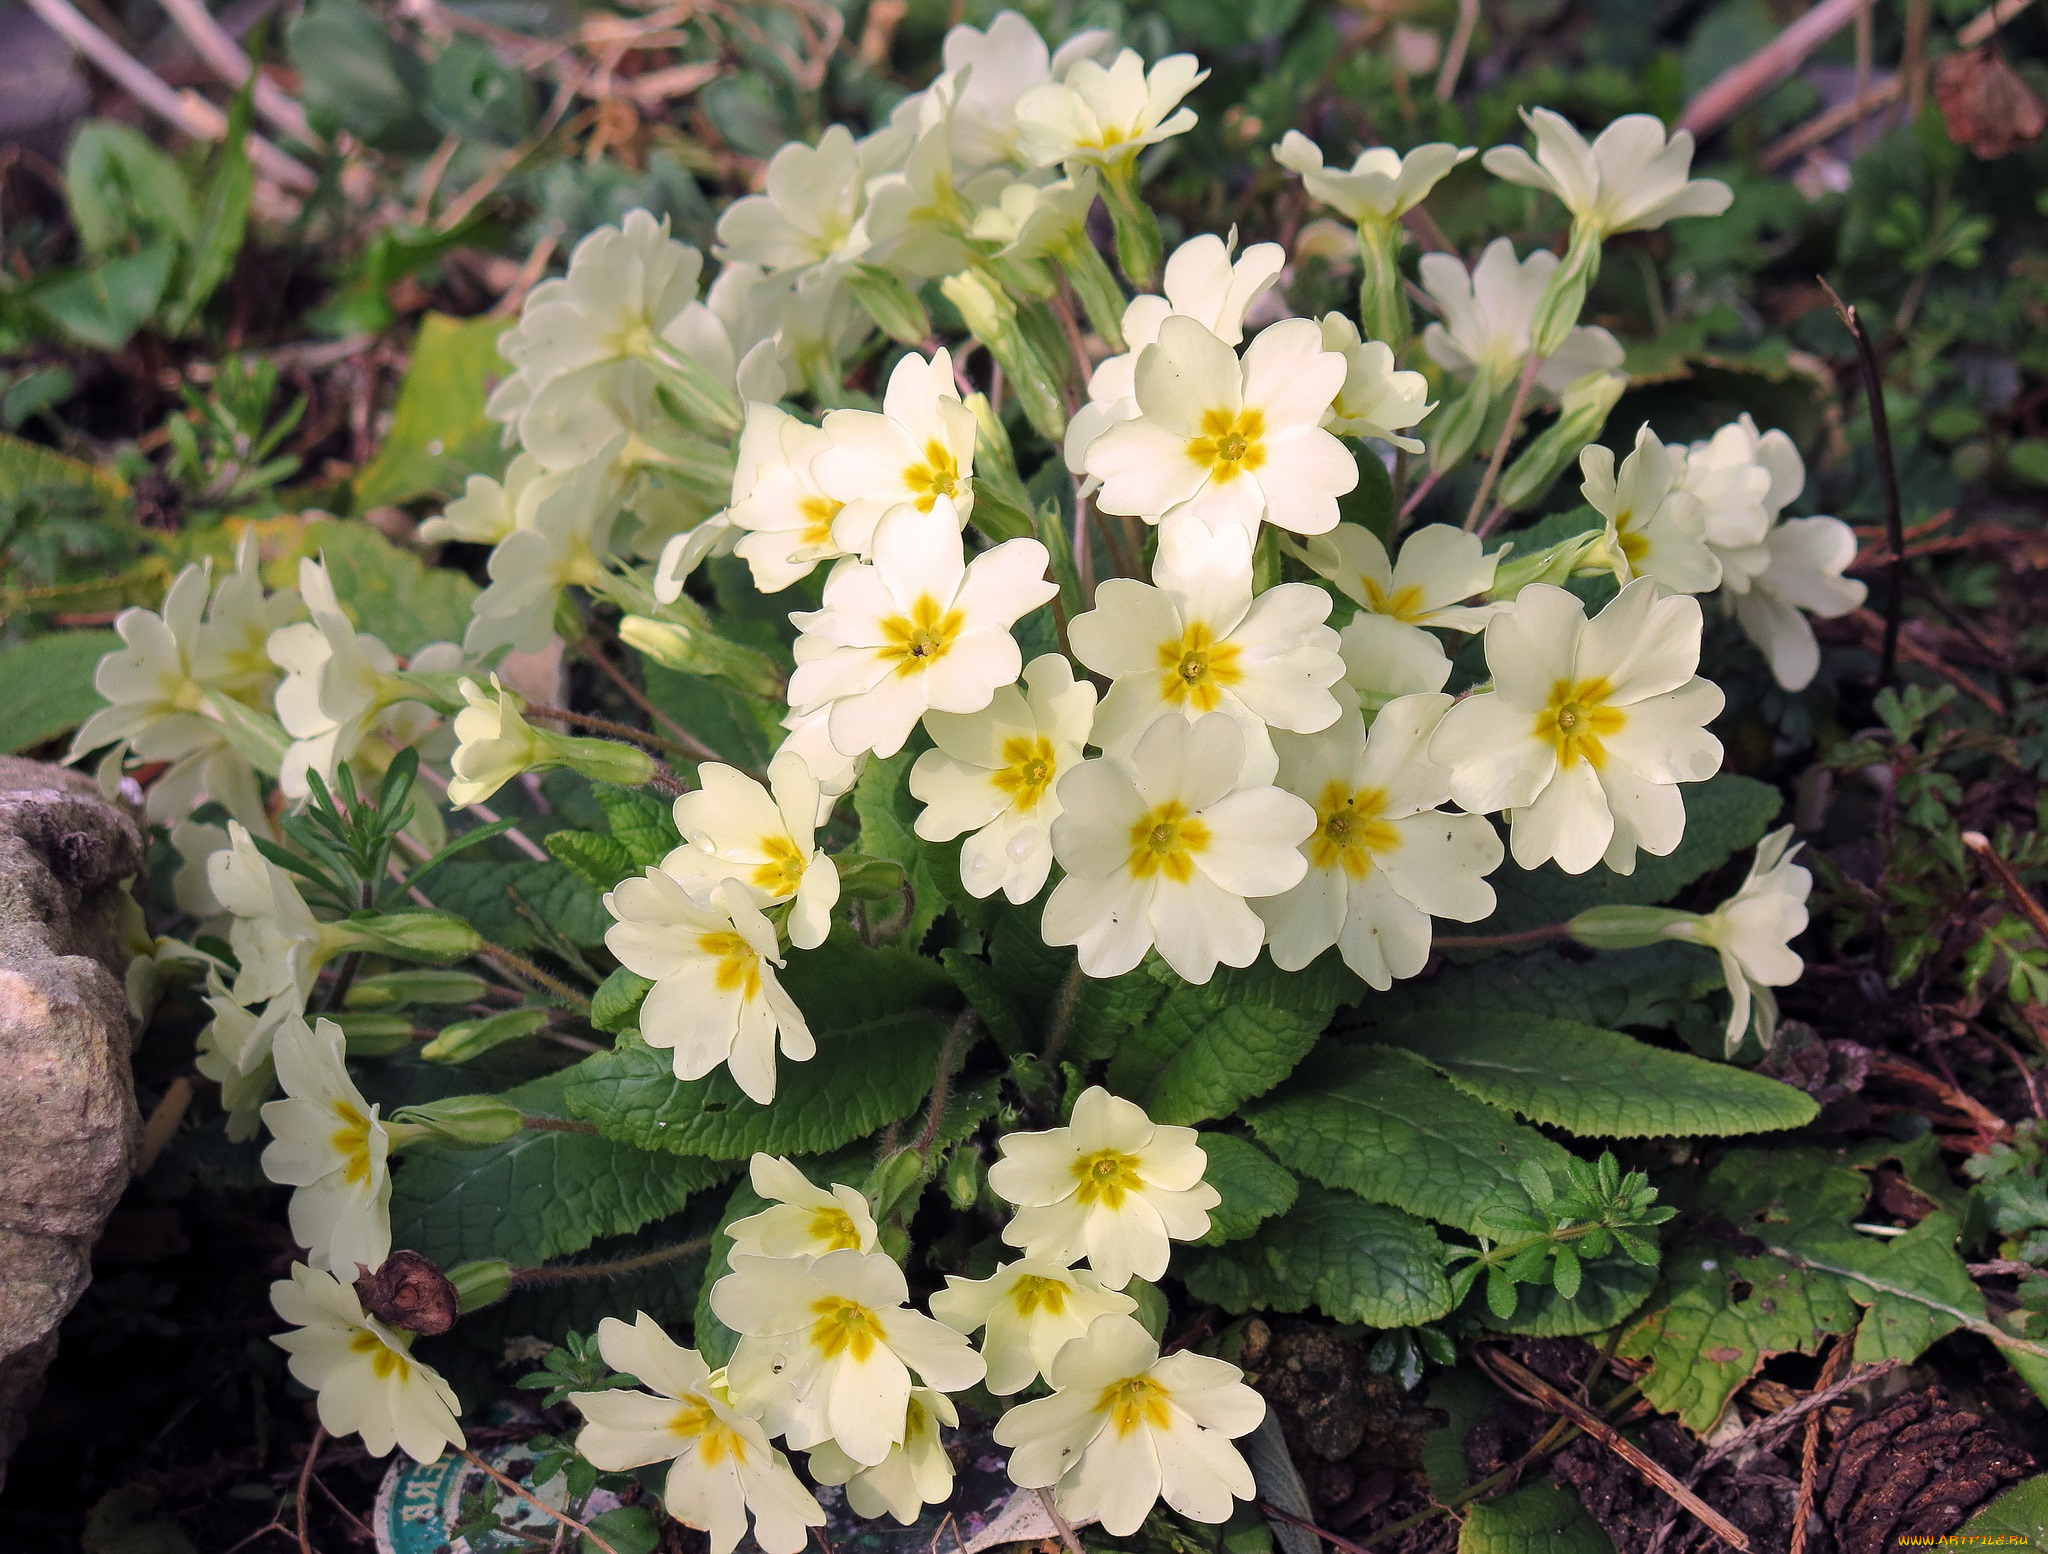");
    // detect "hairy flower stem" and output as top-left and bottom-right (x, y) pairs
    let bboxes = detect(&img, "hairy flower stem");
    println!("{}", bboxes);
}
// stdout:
(479, 946), (592, 1013)
(1465, 353), (1543, 531)
(1820, 278), (1904, 687)
(578, 626), (729, 769)
(509, 1235), (712, 1288)
(1432, 922), (1570, 950)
